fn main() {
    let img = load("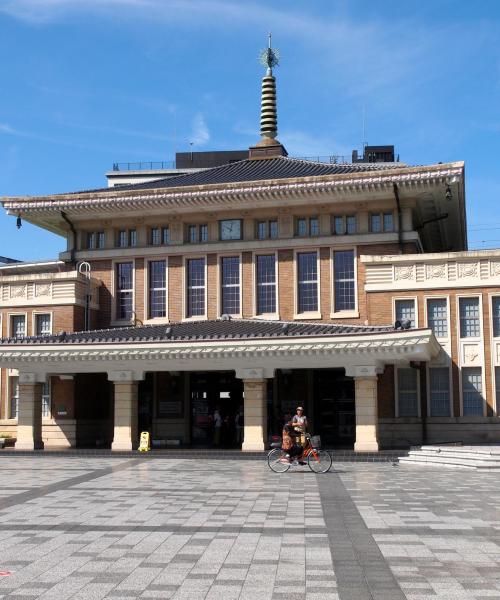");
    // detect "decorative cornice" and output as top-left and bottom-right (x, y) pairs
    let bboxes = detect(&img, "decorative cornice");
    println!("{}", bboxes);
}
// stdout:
(2, 163), (464, 217)
(0, 331), (439, 364)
